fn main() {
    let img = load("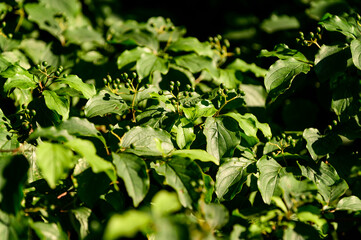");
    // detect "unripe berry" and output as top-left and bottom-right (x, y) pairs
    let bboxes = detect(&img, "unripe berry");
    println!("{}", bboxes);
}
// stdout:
(42, 61), (48, 67)
(176, 81), (181, 87)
